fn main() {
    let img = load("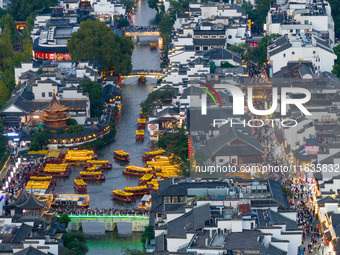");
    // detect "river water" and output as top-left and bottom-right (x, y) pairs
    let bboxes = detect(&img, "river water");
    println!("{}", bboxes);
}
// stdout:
(78, 0), (159, 253)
